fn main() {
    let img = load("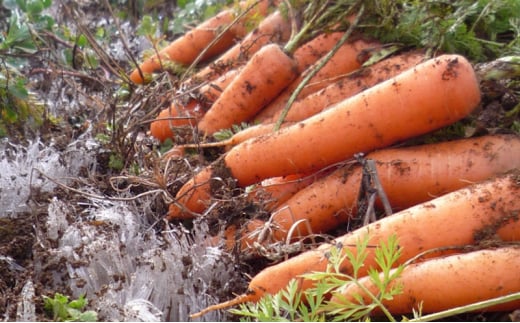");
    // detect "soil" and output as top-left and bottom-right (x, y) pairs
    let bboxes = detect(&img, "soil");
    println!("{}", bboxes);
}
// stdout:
(0, 1), (519, 322)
